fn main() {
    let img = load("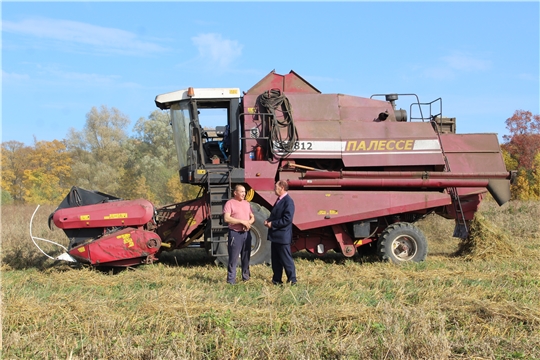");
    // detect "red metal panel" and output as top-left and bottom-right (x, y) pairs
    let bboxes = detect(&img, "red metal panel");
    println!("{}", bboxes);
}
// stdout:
(440, 133), (502, 153)
(245, 70), (320, 95)
(68, 227), (161, 266)
(338, 95), (395, 122)
(244, 161), (280, 191)
(302, 170), (511, 180)
(440, 134), (507, 174)
(284, 94), (341, 121)
(283, 71), (321, 93)
(340, 121), (445, 168)
(332, 225), (355, 257)
(445, 194), (483, 220)
(53, 199), (154, 230)
(287, 178), (489, 188)
(256, 190), (452, 231)
(156, 197), (209, 248)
